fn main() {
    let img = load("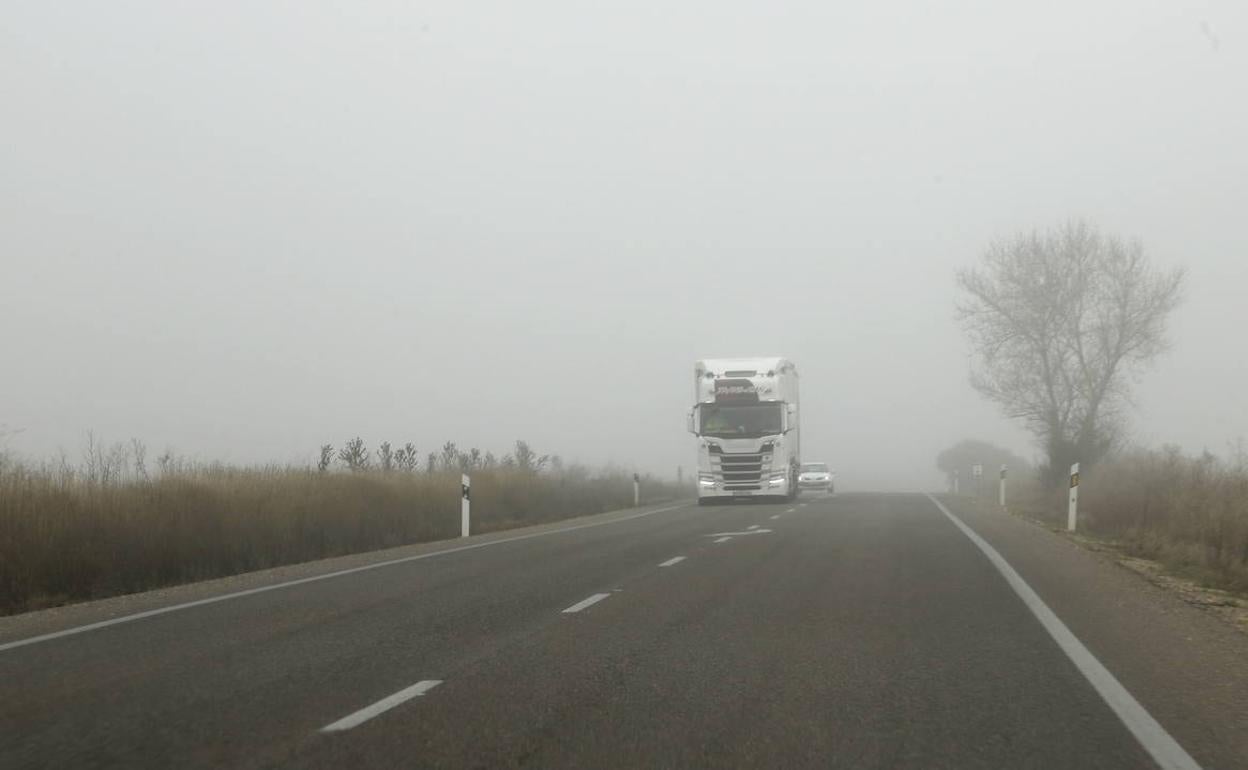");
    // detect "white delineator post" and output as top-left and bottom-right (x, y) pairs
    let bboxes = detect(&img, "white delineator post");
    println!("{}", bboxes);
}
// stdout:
(1067, 463), (1080, 532)
(633, 473), (640, 507)
(461, 474), (471, 538)
(953, 469), (960, 495)
(999, 464), (1008, 508)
